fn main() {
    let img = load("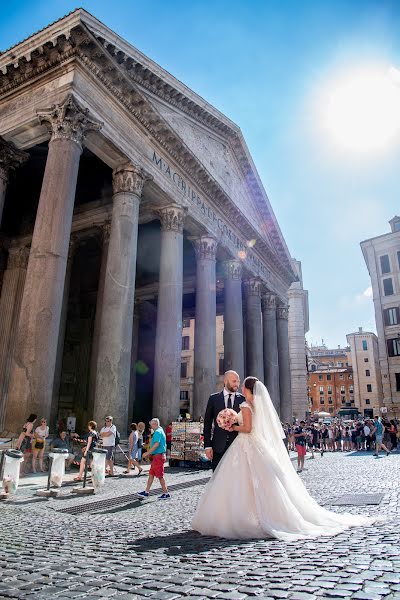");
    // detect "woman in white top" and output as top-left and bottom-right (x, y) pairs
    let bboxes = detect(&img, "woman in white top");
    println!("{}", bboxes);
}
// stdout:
(32, 418), (49, 473)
